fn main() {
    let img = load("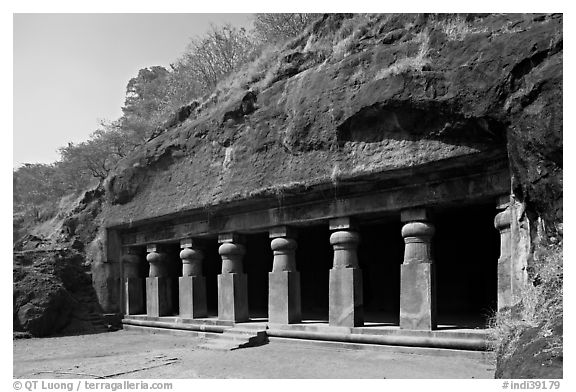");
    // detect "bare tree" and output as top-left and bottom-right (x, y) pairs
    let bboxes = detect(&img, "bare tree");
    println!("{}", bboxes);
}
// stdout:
(177, 24), (256, 93)
(253, 13), (320, 44)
